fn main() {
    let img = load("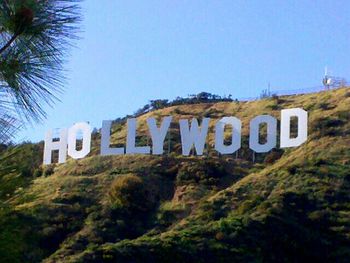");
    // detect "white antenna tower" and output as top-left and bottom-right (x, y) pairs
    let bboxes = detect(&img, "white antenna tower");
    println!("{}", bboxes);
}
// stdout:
(322, 67), (346, 90)
(323, 66), (331, 90)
